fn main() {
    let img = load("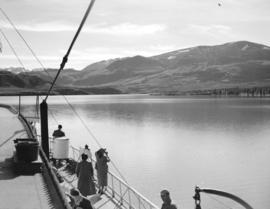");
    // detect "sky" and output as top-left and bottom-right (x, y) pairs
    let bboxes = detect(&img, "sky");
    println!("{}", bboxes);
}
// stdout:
(0, 0), (270, 70)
